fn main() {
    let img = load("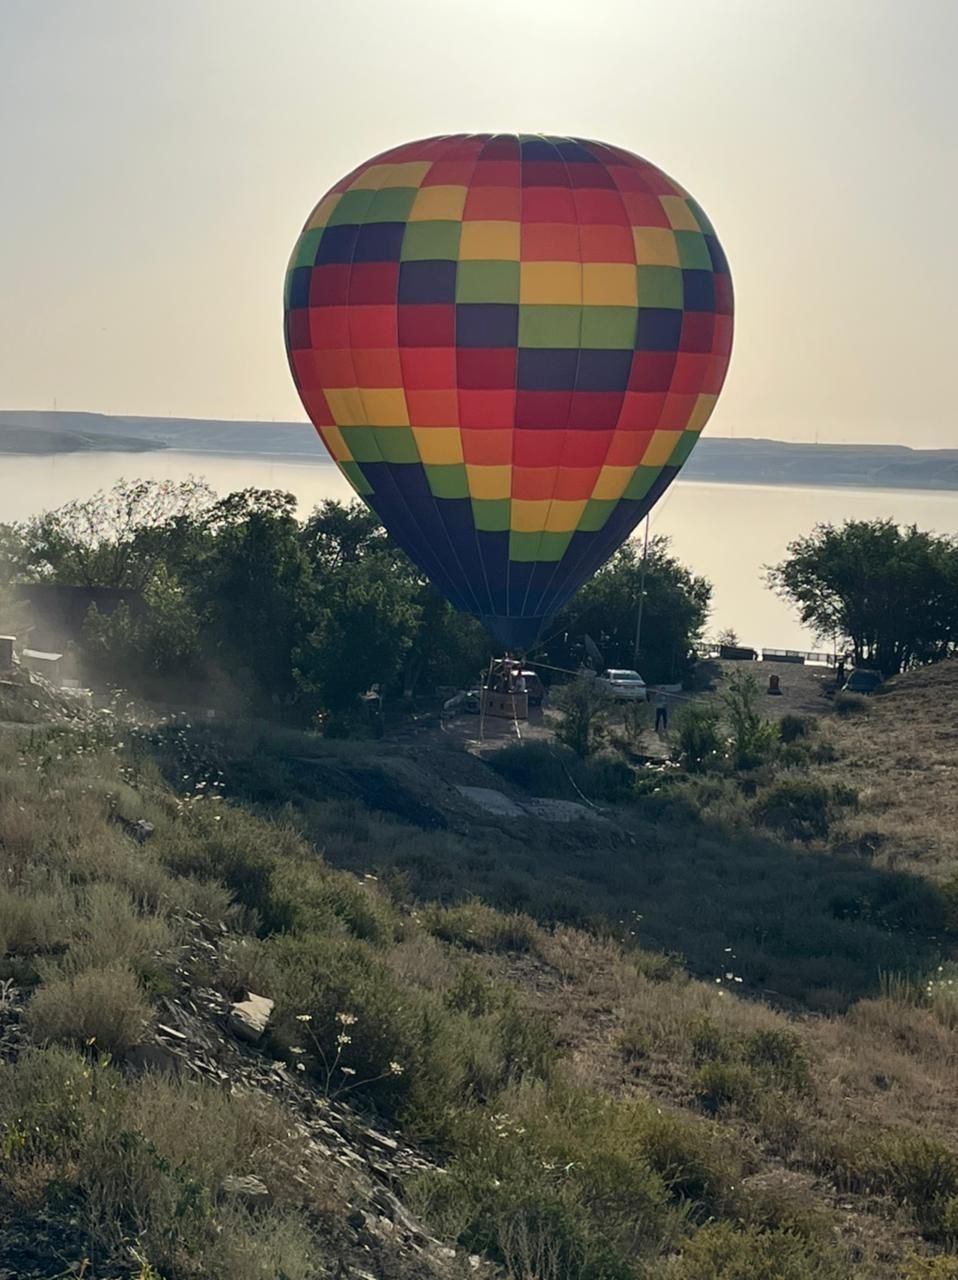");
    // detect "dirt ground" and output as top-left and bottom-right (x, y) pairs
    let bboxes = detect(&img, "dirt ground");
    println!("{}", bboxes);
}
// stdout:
(432, 657), (841, 761)
(691, 656), (836, 713)
(825, 659), (958, 881)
